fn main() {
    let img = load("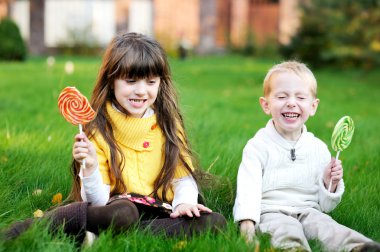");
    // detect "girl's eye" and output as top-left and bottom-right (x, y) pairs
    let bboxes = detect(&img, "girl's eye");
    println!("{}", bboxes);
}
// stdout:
(297, 97), (306, 100)
(277, 96), (286, 99)
(148, 78), (160, 85)
(126, 79), (136, 83)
